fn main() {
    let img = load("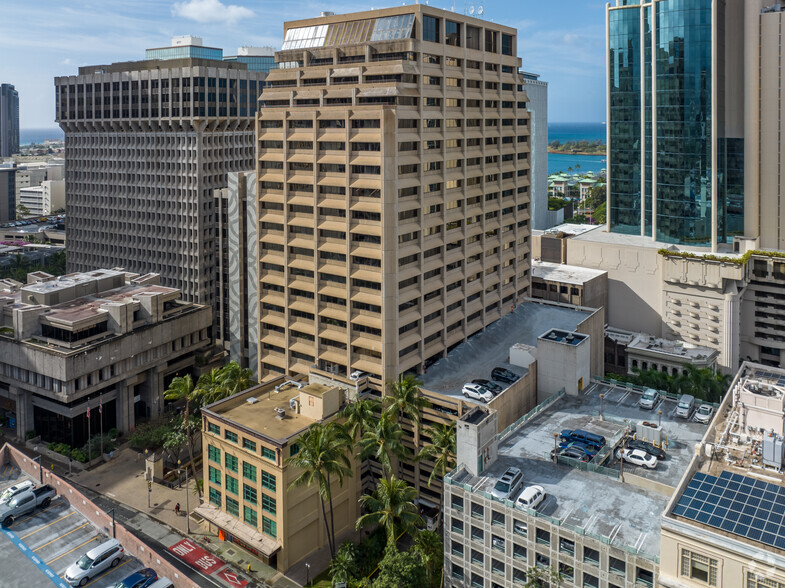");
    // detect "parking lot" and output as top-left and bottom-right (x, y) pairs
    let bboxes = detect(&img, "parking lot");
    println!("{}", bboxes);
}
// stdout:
(0, 465), (147, 588)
